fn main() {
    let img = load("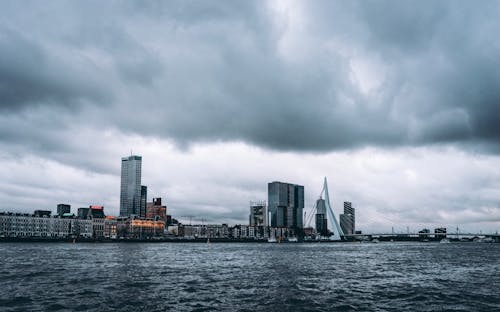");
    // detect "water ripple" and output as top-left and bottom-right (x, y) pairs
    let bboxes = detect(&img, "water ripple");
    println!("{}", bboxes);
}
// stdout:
(0, 242), (499, 311)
